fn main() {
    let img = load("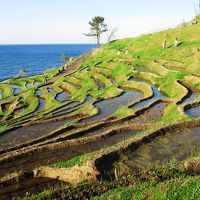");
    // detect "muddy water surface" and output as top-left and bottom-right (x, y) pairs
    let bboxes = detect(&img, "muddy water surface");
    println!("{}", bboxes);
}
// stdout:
(113, 127), (200, 176)
(0, 177), (67, 200)
(0, 130), (139, 177)
(0, 120), (71, 150)
(134, 102), (166, 124)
